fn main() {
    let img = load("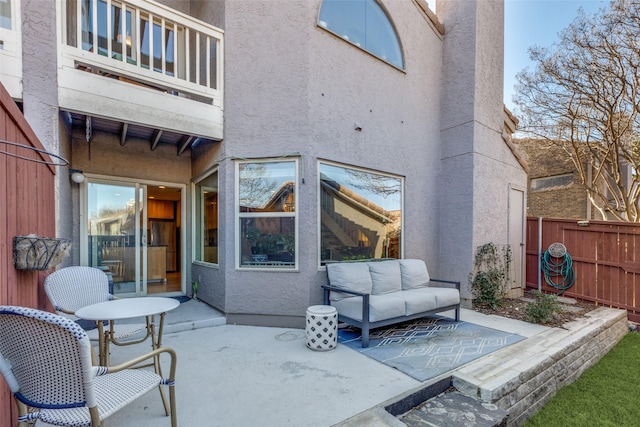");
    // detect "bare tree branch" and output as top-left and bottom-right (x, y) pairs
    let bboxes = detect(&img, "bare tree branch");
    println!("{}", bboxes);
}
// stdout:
(514, 0), (640, 221)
